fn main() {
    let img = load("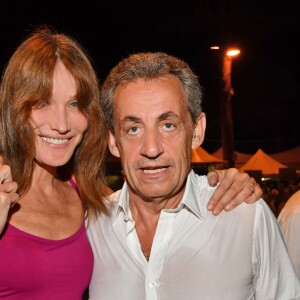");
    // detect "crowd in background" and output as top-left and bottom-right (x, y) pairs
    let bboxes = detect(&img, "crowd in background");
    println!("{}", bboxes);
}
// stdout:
(261, 177), (300, 217)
